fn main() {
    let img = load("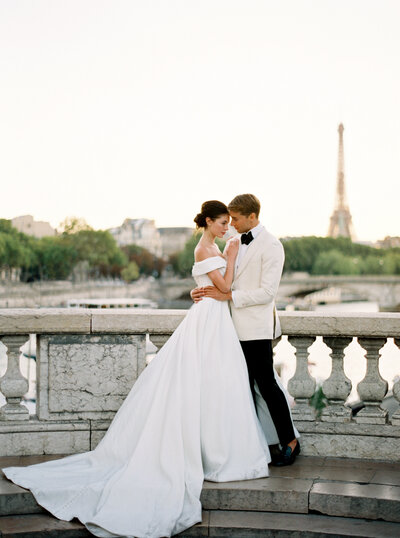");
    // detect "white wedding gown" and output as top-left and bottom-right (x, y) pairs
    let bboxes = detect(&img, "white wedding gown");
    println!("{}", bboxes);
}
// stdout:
(3, 256), (272, 538)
